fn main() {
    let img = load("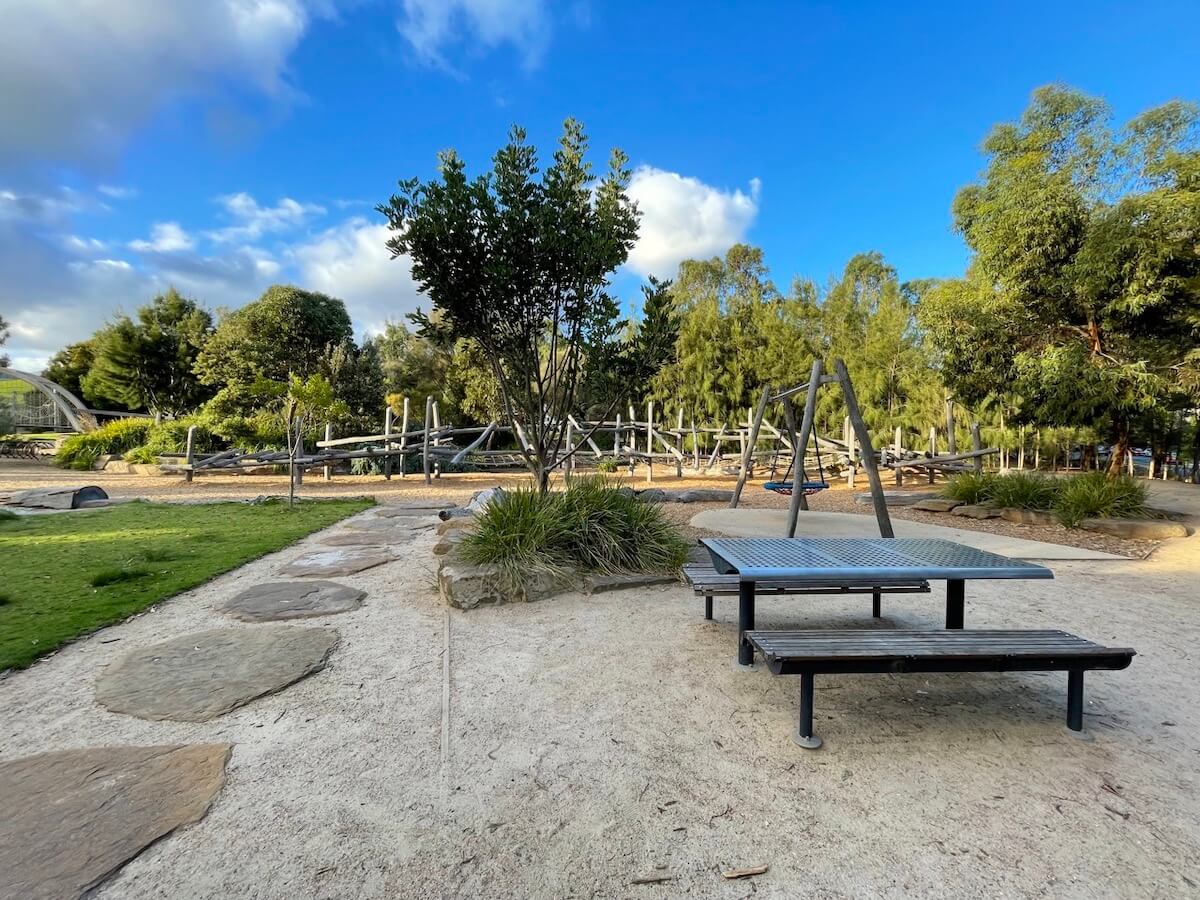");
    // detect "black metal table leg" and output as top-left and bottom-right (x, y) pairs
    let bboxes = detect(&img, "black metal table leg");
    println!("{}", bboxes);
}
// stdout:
(1067, 670), (1084, 731)
(872, 589), (881, 619)
(946, 579), (965, 629)
(794, 672), (822, 749)
(704, 594), (713, 620)
(738, 579), (755, 666)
